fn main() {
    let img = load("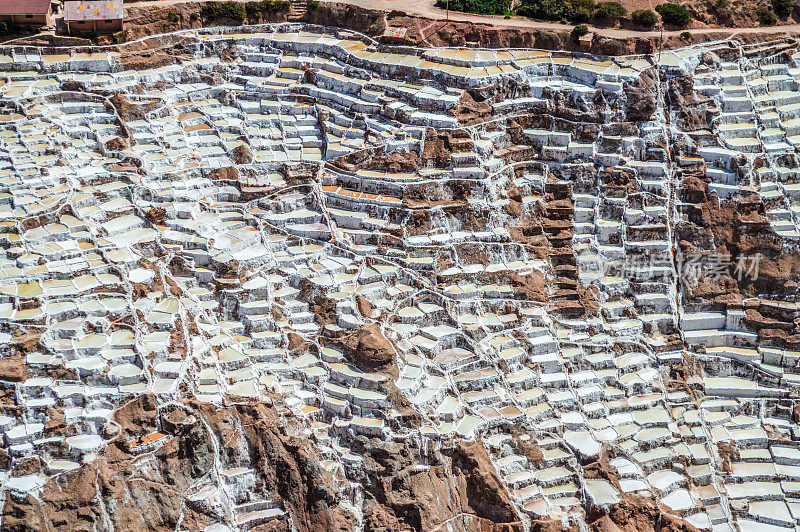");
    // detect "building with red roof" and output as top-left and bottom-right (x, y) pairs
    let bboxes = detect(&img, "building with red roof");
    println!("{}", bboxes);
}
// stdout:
(64, 1), (123, 33)
(0, 0), (53, 26)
